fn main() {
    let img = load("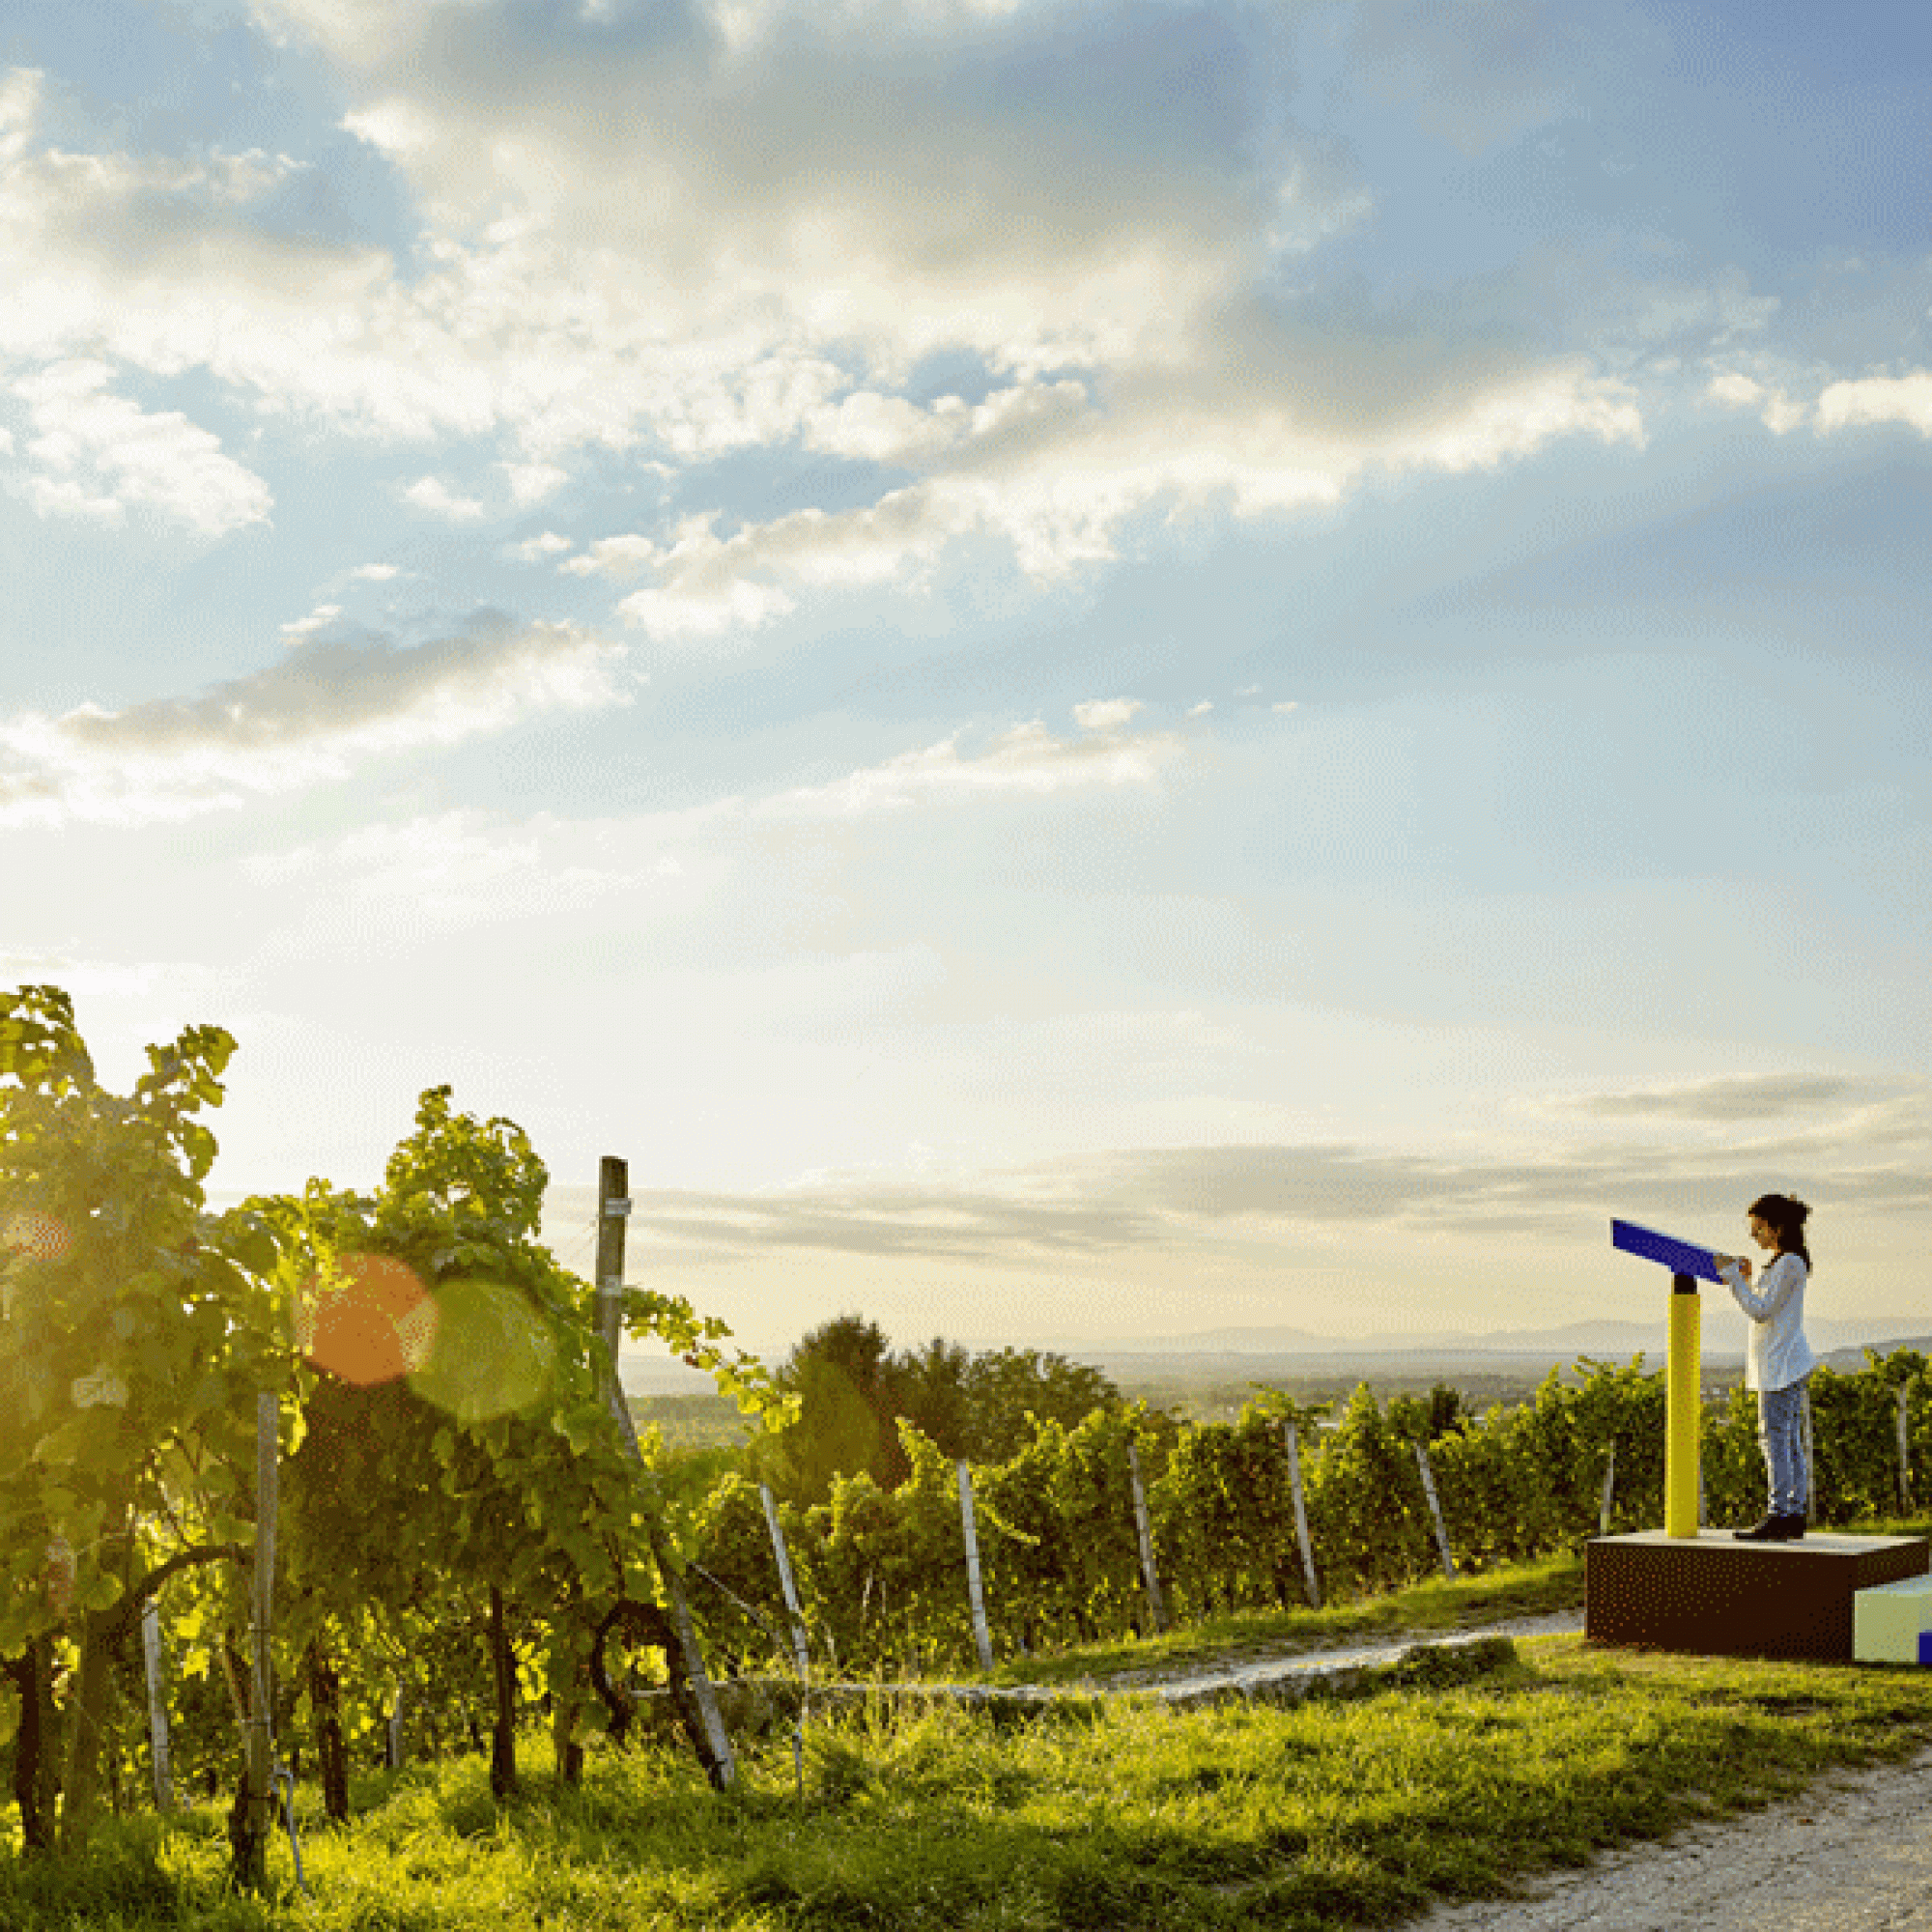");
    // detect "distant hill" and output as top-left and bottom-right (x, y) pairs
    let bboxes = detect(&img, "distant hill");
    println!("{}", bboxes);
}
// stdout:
(620, 1315), (1930, 1397)
(1047, 1314), (1930, 1365)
